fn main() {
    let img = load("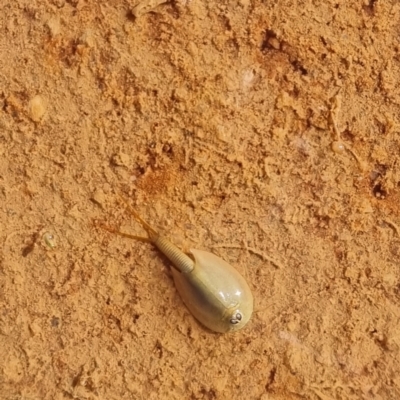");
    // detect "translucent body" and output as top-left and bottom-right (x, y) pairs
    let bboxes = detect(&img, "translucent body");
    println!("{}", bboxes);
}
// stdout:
(171, 249), (253, 333)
